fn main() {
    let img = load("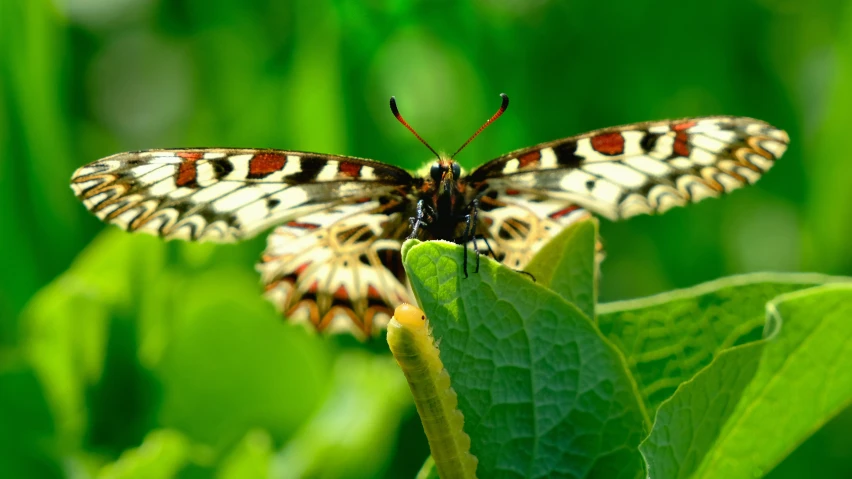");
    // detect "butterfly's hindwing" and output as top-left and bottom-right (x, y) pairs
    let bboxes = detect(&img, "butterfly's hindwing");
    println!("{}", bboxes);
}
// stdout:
(465, 117), (789, 220)
(473, 191), (601, 270)
(258, 200), (412, 340)
(71, 149), (414, 242)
